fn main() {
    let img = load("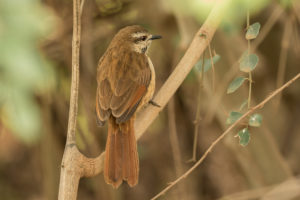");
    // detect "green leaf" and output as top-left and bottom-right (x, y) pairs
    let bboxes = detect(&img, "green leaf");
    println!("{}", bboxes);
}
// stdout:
(238, 128), (250, 147)
(248, 113), (263, 127)
(239, 99), (248, 111)
(227, 77), (246, 94)
(226, 111), (243, 125)
(239, 53), (259, 72)
(246, 22), (261, 40)
(195, 54), (221, 73)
